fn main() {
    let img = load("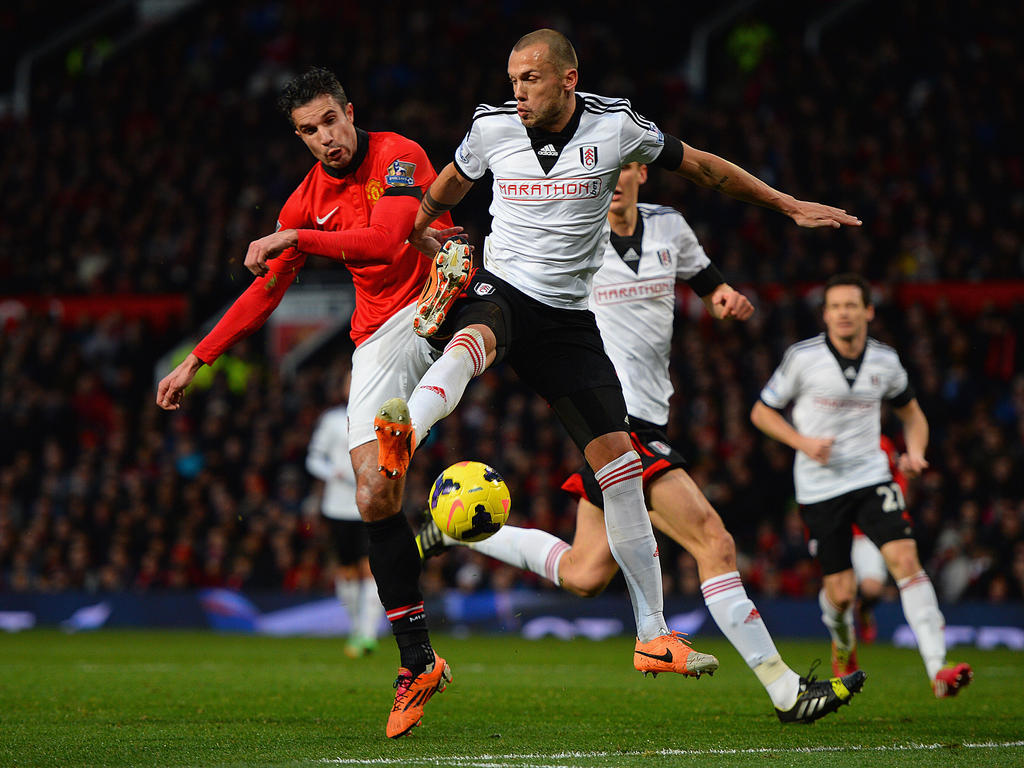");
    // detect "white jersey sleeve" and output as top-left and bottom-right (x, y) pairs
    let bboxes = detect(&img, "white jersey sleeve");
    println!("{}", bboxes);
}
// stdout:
(616, 102), (667, 165)
(760, 343), (804, 409)
(673, 217), (711, 281)
(883, 351), (910, 400)
(454, 105), (501, 181)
